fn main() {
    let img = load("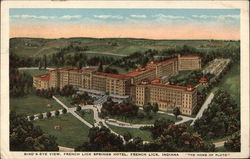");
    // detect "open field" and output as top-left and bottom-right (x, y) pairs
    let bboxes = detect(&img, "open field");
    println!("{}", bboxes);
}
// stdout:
(76, 109), (94, 125)
(10, 94), (62, 116)
(109, 110), (178, 125)
(19, 69), (49, 76)
(108, 124), (153, 142)
(212, 63), (240, 106)
(55, 96), (76, 108)
(172, 70), (191, 80)
(33, 114), (90, 148)
(10, 37), (236, 57)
